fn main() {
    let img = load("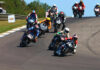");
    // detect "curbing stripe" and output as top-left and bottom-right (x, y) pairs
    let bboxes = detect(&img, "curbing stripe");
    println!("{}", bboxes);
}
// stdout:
(0, 25), (26, 38)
